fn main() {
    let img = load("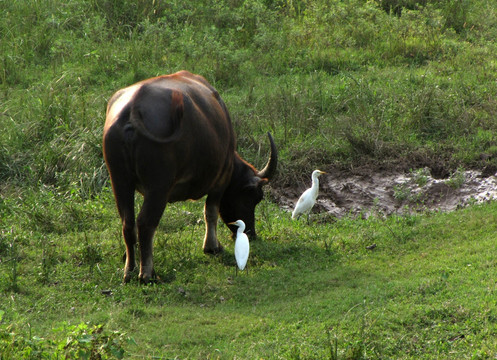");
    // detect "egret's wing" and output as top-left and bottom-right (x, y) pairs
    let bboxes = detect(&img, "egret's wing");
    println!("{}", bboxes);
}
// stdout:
(292, 188), (313, 218)
(234, 234), (250, 270)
